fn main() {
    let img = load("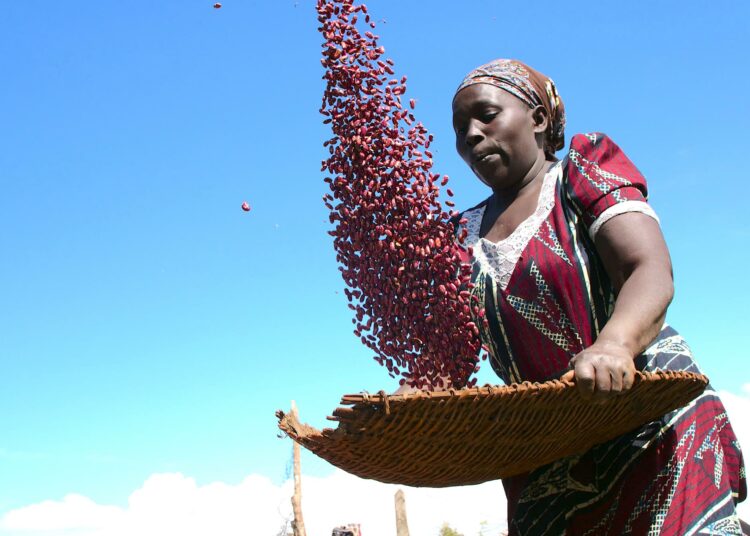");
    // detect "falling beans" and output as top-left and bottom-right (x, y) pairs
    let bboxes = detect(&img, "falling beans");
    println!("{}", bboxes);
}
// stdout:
(316, 0), (483, 389)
